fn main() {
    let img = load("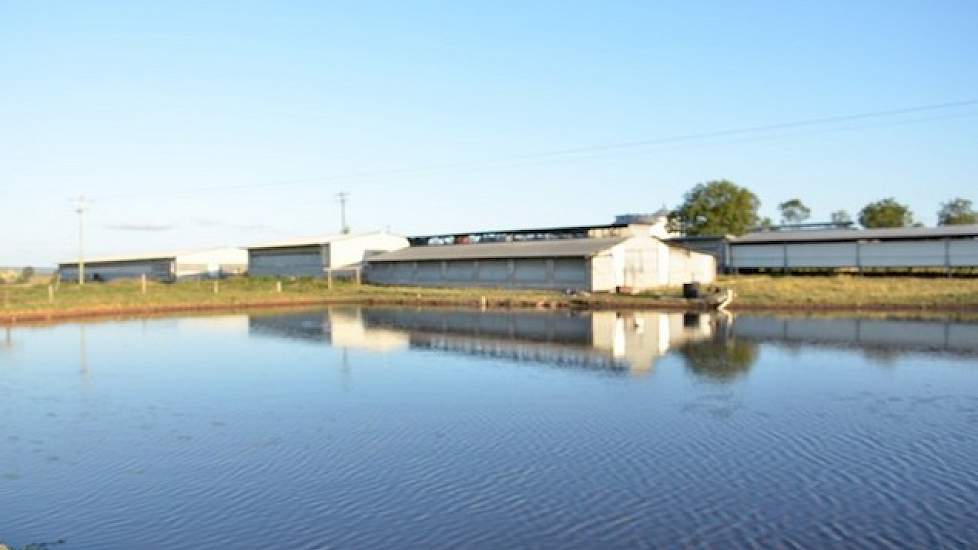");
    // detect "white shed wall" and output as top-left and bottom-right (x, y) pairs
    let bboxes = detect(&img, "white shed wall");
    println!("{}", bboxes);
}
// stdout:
(328, 234), (409, 268)
(667, 247), (717, 285)
(175, 247), (248, 278)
